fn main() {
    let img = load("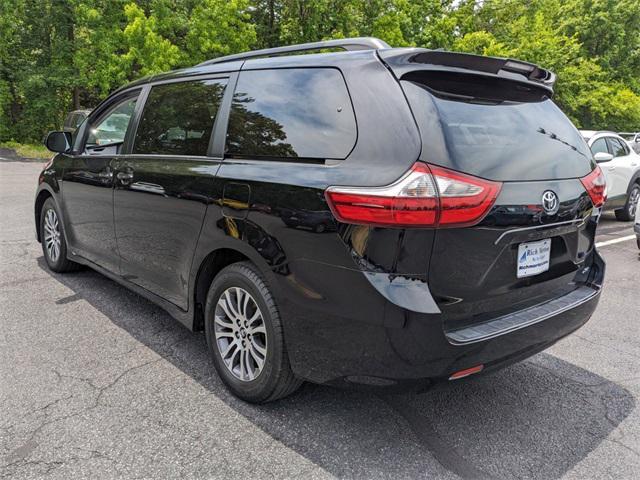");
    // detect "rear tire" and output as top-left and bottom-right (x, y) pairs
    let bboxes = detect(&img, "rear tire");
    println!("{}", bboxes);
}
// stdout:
(204, 261), (302, 403)
(40, 198), (81, 273)
(614, 183), (640, 221)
